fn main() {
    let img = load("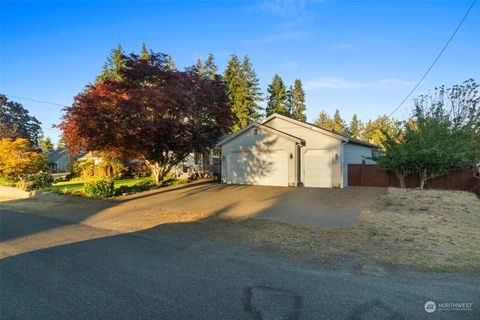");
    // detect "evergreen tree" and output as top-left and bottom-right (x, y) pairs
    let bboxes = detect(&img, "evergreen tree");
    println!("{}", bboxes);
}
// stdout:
(332, 109), (346, 133)
(204, 53), (218, 80)
(241, 55), (262, 122)
(56, 136), (66, 150)
(95, 45), (125, 83)
(165, 54), (176, 71)
(347, 114), (363, 138)
(40, 136), (54, 152)
(266, 74), (288, 116)
(224, 54), (262, 132)
(195, 58), (205, 77)
(140, 43), (150, 60)
(288, 79), (306, 121)
(314, 110), (333, 129)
